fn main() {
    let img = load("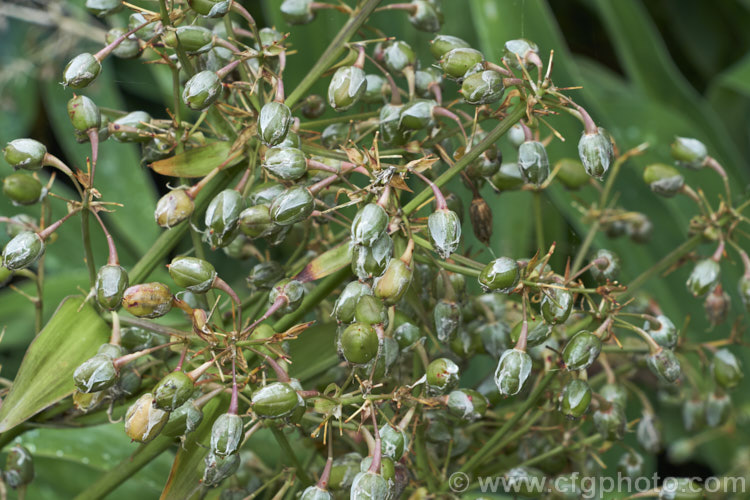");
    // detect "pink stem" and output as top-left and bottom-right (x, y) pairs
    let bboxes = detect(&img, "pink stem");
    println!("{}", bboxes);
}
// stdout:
(317, 436), (334, 489)
(354, 44), (365, 69)
(411, 169), (447, 210)
(250, 348), (290, 382)
(572, 102), (598, 135)
(368, 408), (382, 474)
(113, 340), (182, 370)
(364, 52), (401, 105)
(242, 295), (288, 334)
(37, 209), (80, 241)
(92, 210), (119, 266)
(711, 239), (725, 263)
(433, 106), (467, 144)
(483, 61), (514, 77)
(94, 20), (150, 61)
(229, 356), (239, 415)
